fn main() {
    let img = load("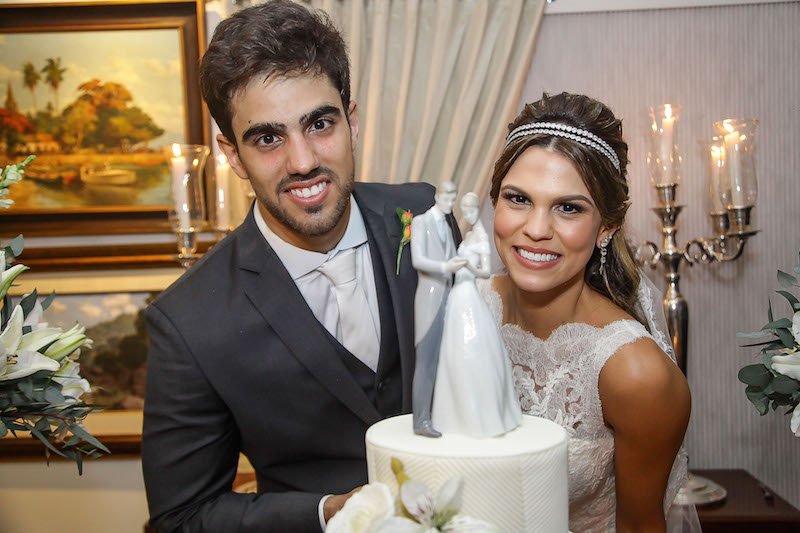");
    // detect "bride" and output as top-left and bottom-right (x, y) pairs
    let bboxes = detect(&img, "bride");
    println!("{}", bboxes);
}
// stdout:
(431, 192), (521, 438)
(479, 92), (692, 532)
